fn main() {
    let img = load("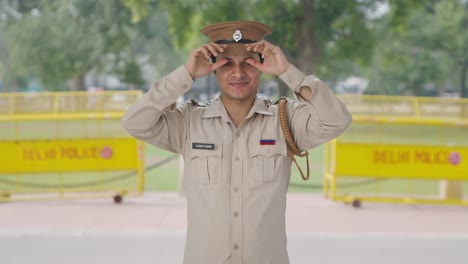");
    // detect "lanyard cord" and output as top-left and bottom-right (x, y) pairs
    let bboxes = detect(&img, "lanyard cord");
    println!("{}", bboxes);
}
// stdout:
(278, 98), (310, 181)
